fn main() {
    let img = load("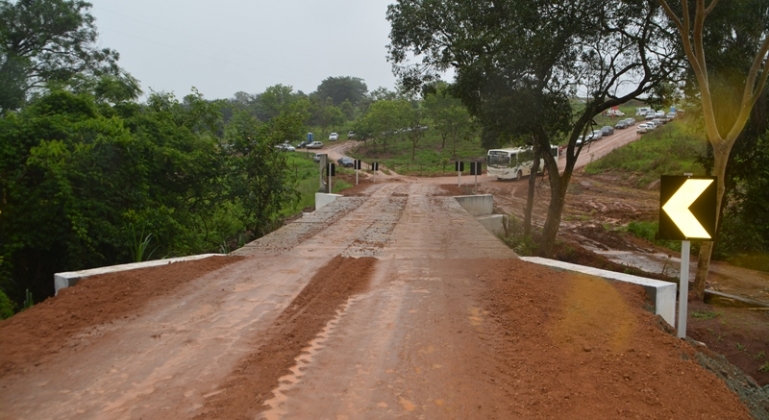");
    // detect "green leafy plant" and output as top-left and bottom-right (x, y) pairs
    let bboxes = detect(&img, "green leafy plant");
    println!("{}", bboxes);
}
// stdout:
(754, 350), (766, 360)
(736, 342), (747, 352)
(130, 224), (156, 263)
